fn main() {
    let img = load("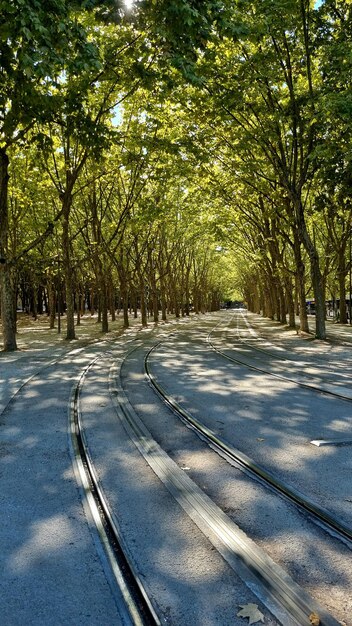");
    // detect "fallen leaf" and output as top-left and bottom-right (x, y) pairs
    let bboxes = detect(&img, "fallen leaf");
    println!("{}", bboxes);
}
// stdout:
(256, 438), (265, 442)
(237, 603), (265, 624)
(309, 613), (320, 626)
